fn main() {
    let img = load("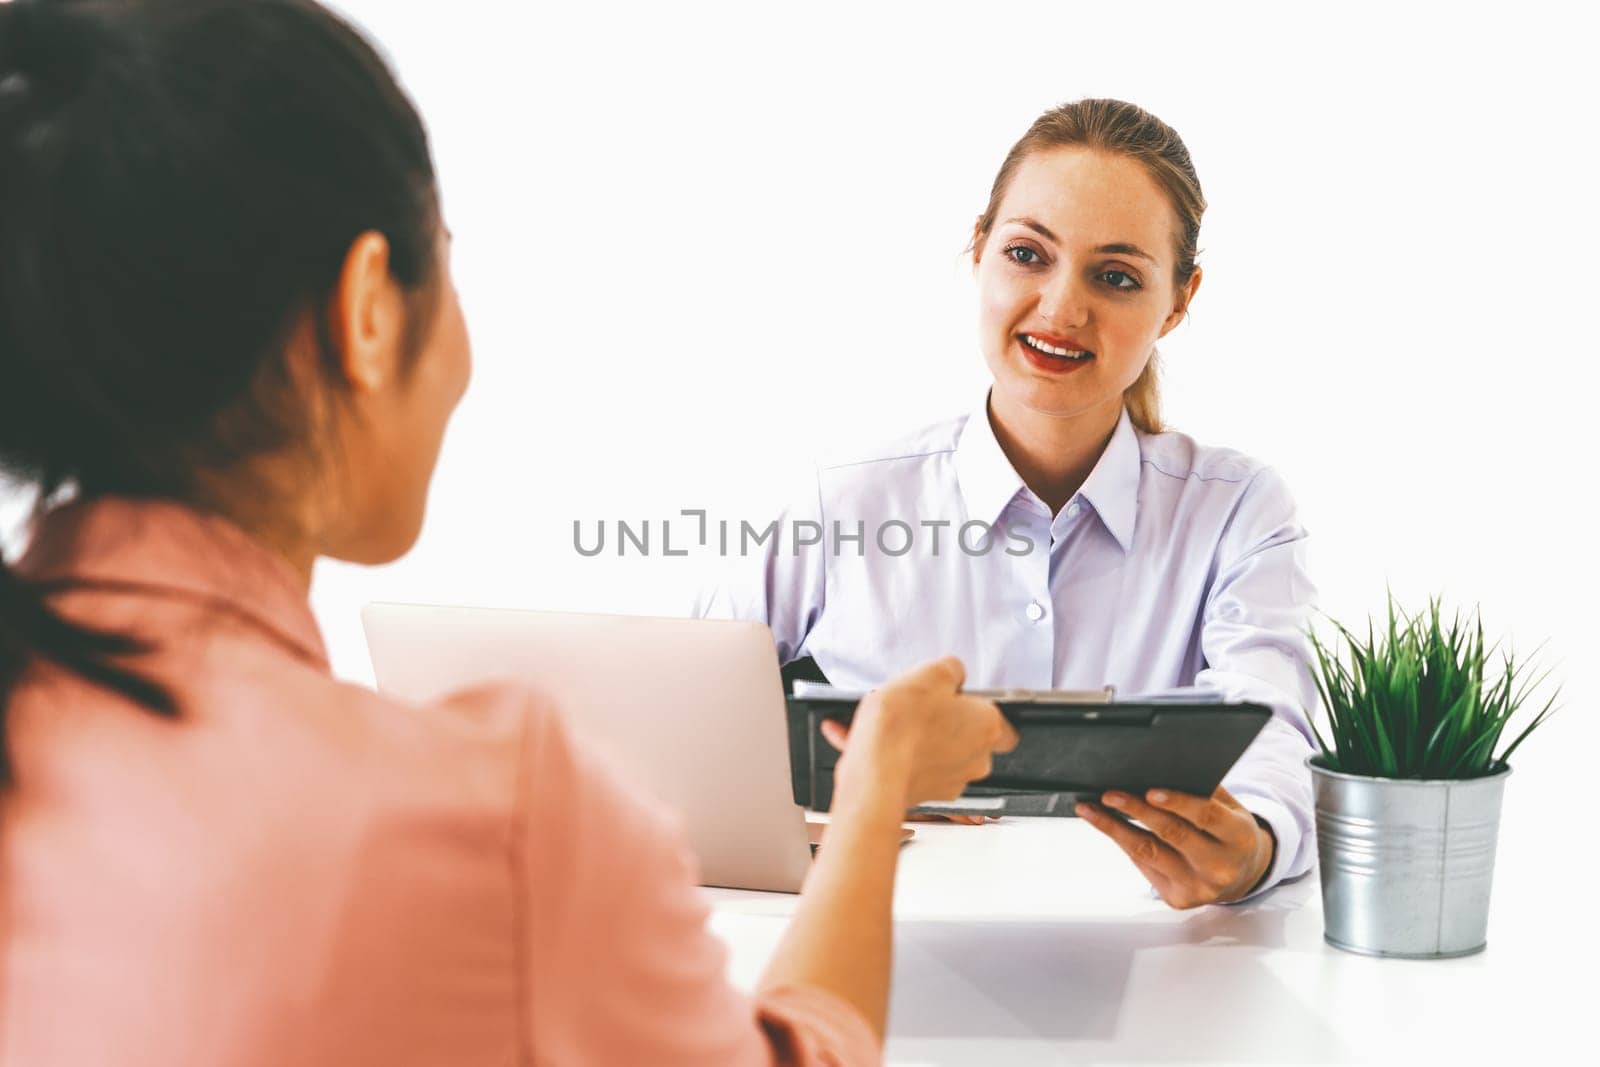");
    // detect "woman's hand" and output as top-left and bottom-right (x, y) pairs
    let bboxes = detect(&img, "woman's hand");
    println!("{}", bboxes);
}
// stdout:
(820, 657), (1018, 811)
(762, 658), (1015, 1040)
(1075, 786), (1275, 908)
(904, 812), (995, 825)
